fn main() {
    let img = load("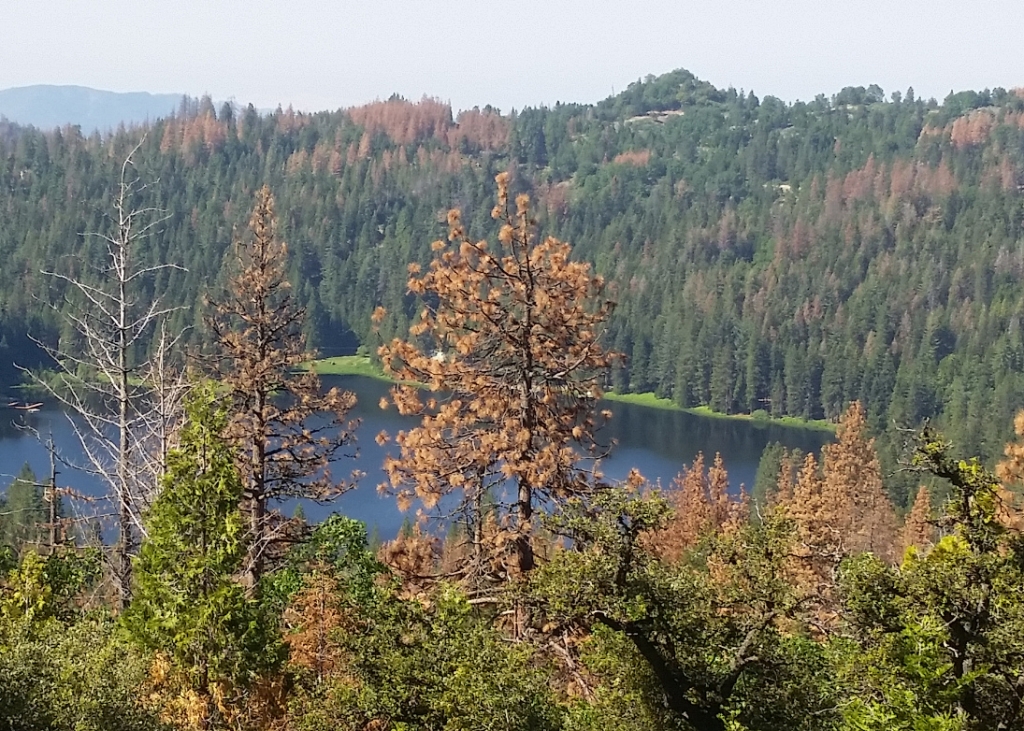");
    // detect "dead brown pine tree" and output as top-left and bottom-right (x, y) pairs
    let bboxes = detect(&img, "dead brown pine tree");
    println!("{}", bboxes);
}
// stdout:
(377, 171), (618, 578)
(653, 452), (749, 562)
(204, 185), (358, 590)
(900, 485), (936, 555)
(819, 401), (898, 563)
